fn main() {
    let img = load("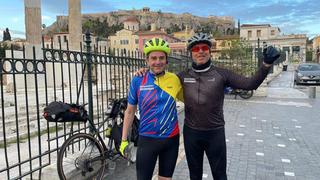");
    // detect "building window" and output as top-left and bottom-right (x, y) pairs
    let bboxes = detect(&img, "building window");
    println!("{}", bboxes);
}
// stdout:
(257, 30), (261, 37)
(135, 39), (139, 44)
(114, 40), (116, 45)
(292, 46), (300, 52)
(271, 30), (275, 36)
(248, 31), (252, 39)
(283, 47), (290, 52)
(57, 36), (61, 42)
(64, 35), (67, 42)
